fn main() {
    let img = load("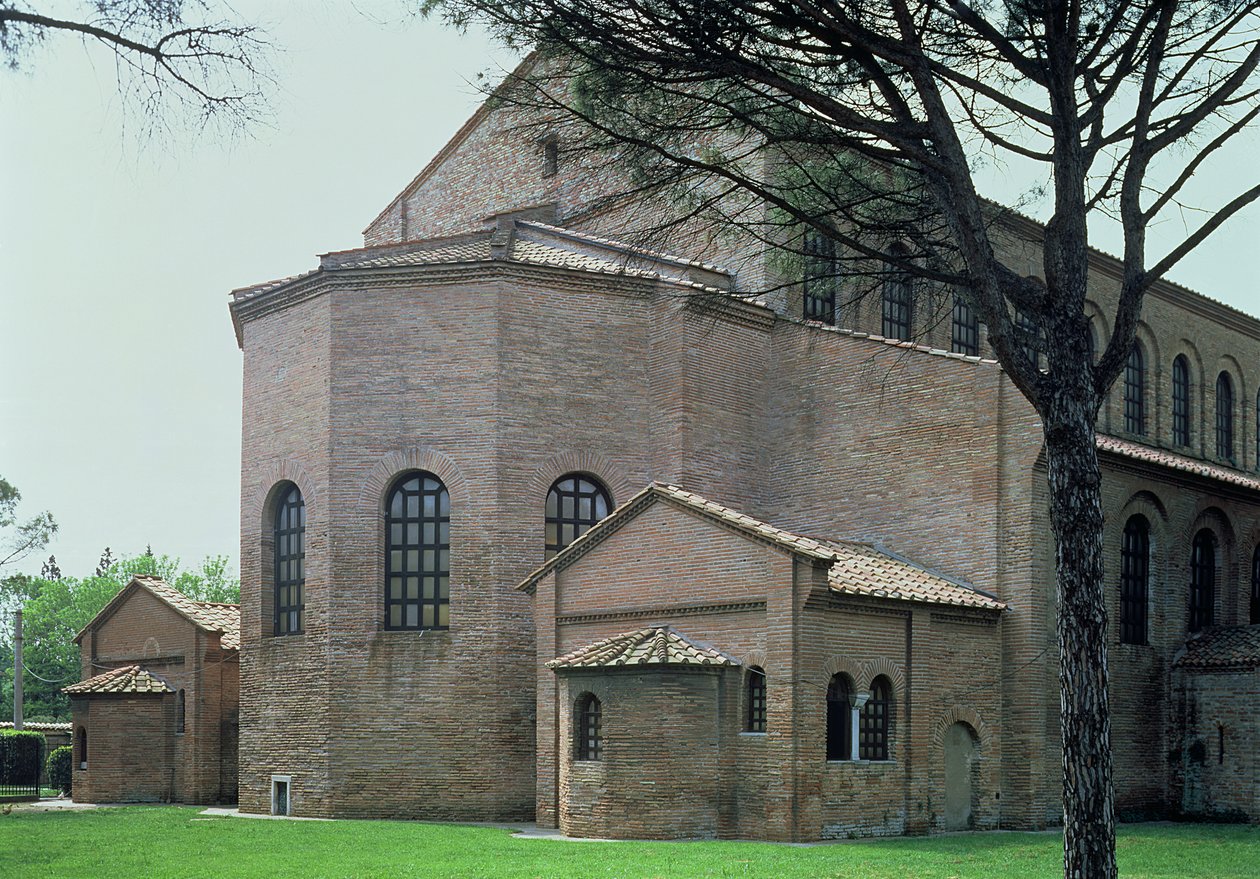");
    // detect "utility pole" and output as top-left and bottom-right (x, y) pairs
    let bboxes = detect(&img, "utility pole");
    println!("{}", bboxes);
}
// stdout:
(13, 609), (23, 730)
